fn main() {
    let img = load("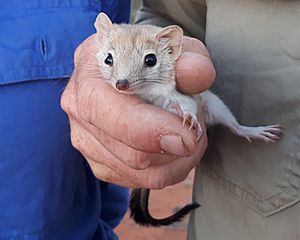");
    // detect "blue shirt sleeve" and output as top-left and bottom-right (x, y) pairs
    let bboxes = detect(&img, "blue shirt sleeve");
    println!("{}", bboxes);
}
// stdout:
(0, 0), (131, 239)
(100, 182), (130, 229)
